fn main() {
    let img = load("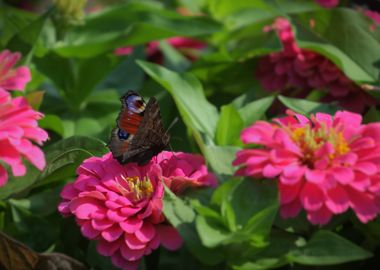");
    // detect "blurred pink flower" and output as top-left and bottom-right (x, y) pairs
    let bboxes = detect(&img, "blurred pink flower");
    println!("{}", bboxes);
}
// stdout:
(233, 110), (380, 225)
(0, 89), (48, 186)
(59, 150), (216, 270)
(0, 50), (31, 92)
(114, 37), (206, 64)
(315, 0), (339, 8)
(256, 18), (375, 112)
(155, 151), (217, 194)
(364, 10), (380, 24)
